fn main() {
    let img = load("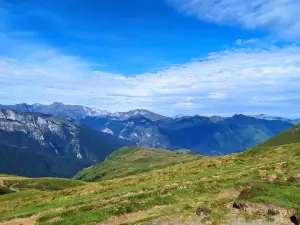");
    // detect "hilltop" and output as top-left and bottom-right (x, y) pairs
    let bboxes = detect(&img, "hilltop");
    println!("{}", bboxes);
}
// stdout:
(74, 147), (202, 181)
(260, 124), (300, 147)
(0, 126), (299, 224)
